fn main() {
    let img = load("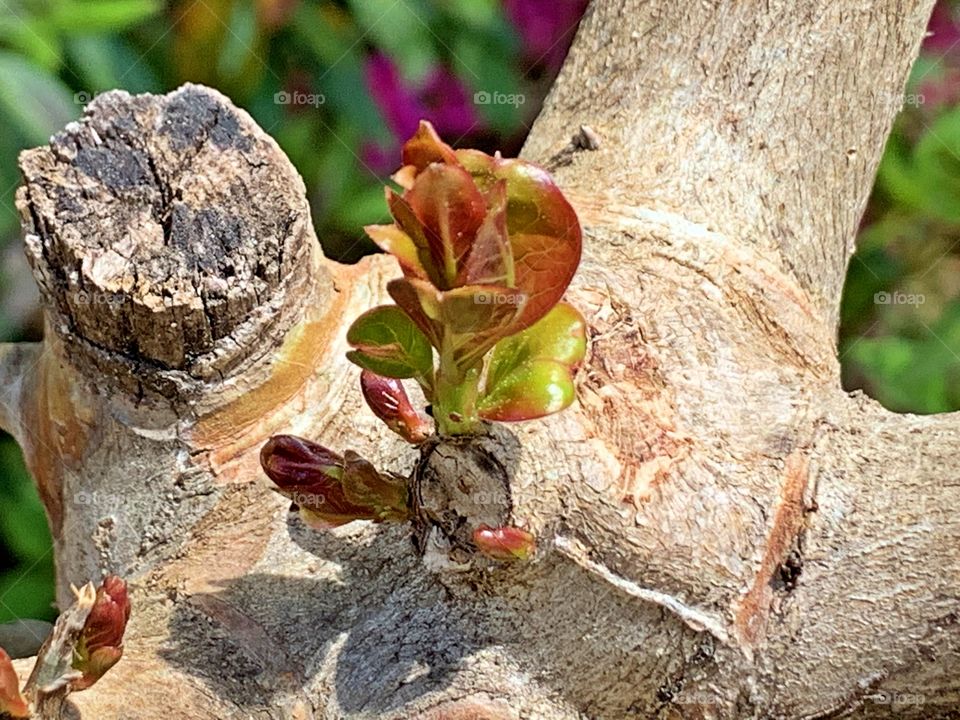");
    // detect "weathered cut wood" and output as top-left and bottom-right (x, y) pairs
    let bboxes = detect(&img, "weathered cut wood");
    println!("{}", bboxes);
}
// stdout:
(18, 84), (321, 399)
(1, 2), (958, 719)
